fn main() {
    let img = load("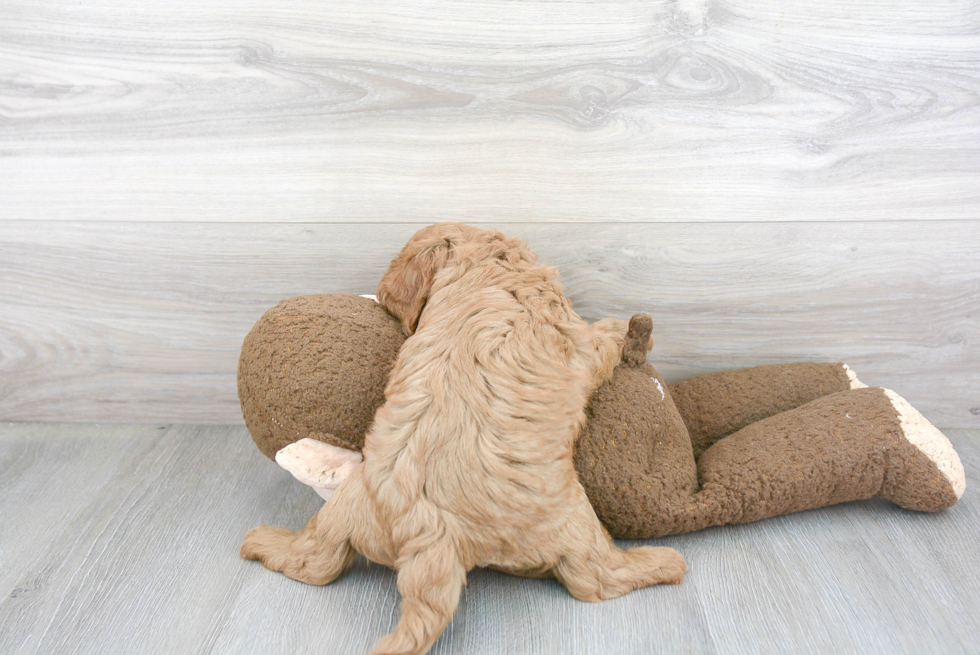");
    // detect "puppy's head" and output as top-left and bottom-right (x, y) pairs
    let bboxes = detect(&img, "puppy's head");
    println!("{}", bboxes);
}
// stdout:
(377, 223), (485, 335)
